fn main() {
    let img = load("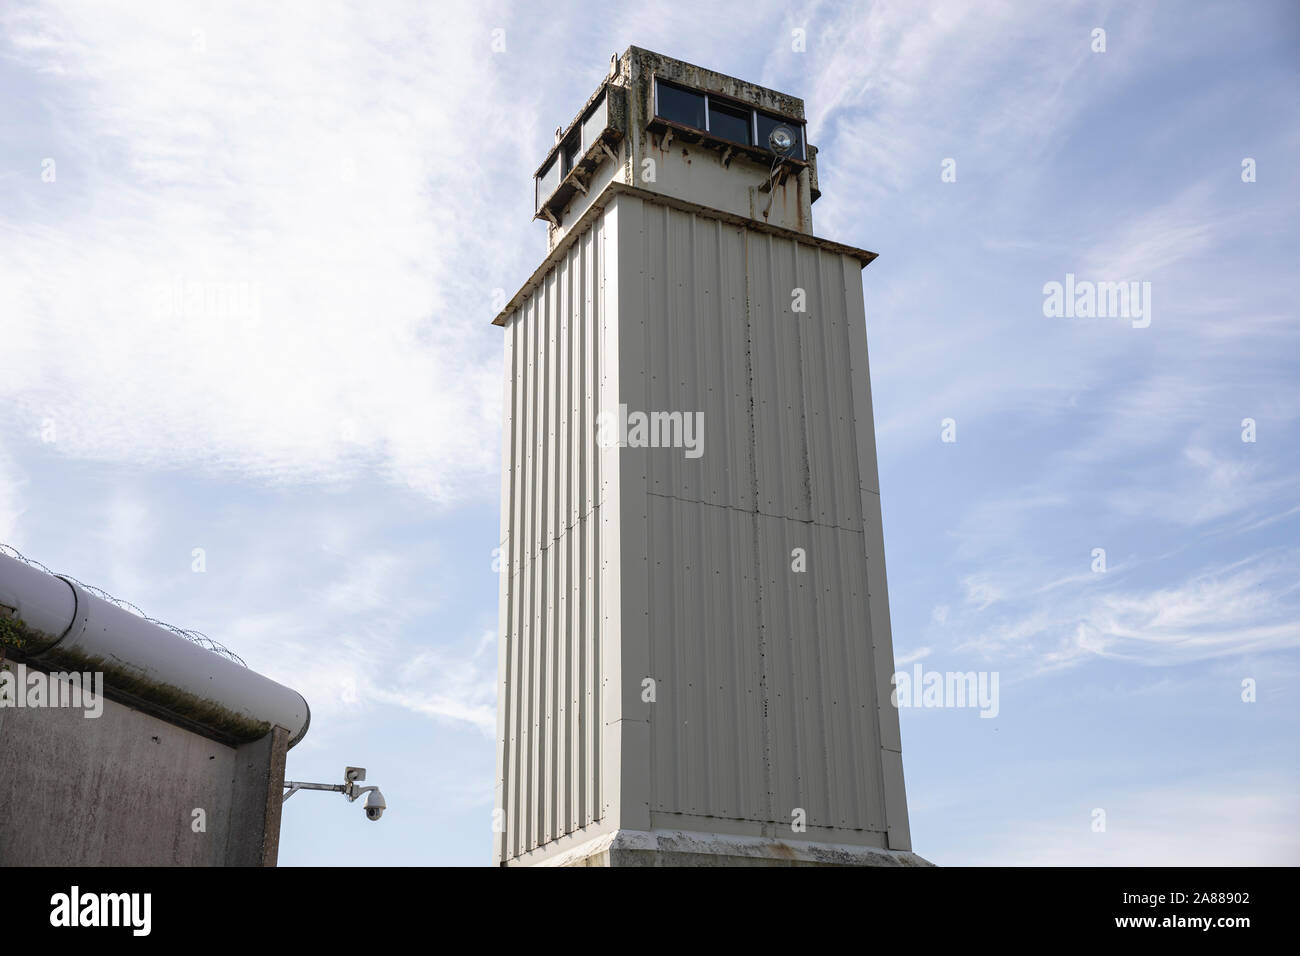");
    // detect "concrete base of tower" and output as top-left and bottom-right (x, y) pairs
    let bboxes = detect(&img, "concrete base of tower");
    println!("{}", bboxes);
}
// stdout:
(526, 827), (933, 867)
